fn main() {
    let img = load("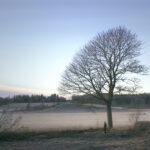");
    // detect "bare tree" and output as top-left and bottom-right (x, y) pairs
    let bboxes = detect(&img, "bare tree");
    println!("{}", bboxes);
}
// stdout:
(59, 26), (147, 128)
